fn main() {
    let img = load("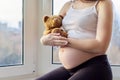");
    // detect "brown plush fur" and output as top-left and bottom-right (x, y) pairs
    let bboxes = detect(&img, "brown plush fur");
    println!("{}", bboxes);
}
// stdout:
(43, 15), (68, 37)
